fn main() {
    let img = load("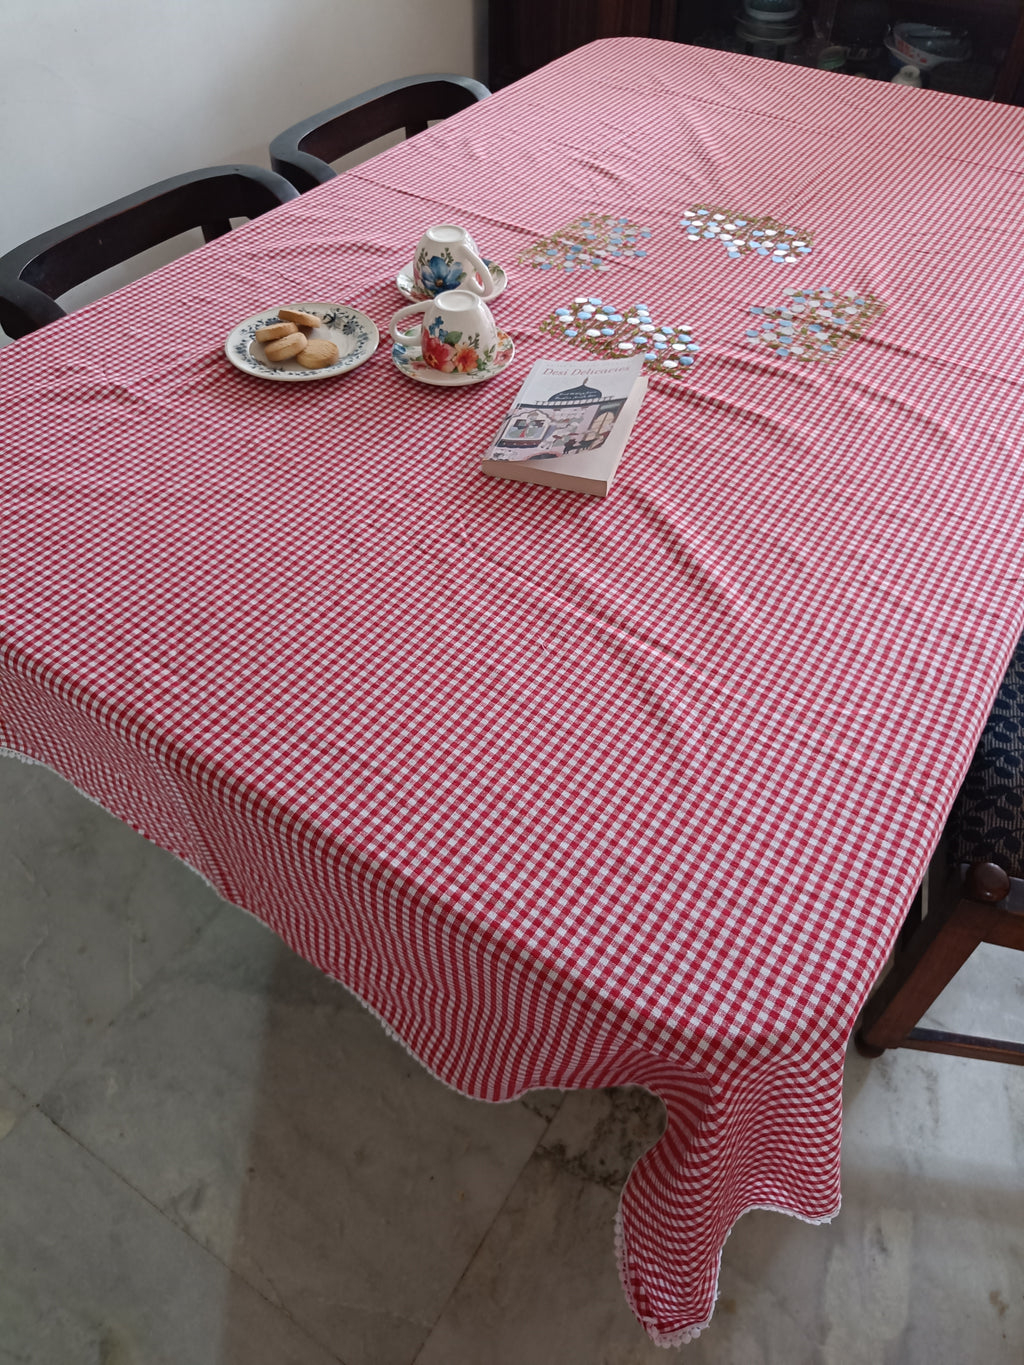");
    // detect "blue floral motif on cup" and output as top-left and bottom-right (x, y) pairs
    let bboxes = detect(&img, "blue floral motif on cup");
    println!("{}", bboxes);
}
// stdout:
(417, 253), (465, 295)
